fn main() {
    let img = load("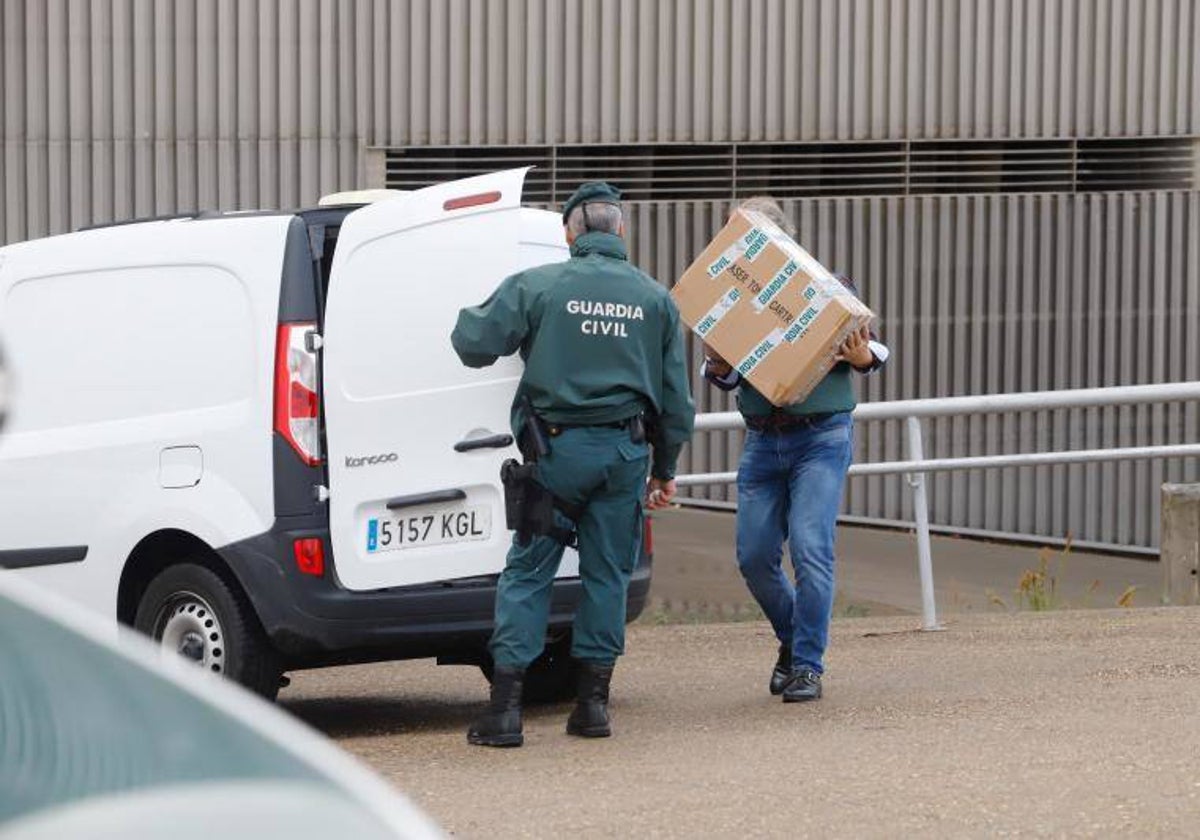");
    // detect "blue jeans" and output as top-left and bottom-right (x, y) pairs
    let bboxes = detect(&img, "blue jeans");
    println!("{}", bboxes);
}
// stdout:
(735, 413), (854, 674)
